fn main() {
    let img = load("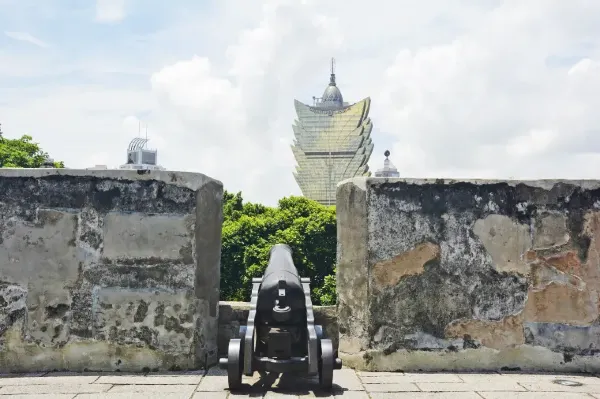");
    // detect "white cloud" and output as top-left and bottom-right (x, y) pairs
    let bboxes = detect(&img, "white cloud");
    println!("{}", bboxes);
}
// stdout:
(374, 0), (600, 180)
(506, 130), (559, 157)
(4, 31), (48, 48)
(148, 0), (347, 203)
(4, 0), (600, 205)
(95, 0), (126, 23)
